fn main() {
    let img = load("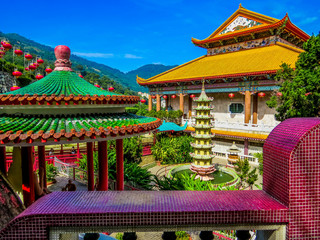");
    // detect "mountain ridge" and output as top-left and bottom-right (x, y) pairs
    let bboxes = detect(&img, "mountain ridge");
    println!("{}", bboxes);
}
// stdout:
(0, 31), (177, 92)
